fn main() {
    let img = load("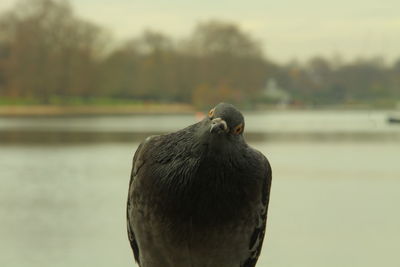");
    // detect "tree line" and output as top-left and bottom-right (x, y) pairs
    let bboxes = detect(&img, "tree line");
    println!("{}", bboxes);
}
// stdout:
(0, 0), (399, 108)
